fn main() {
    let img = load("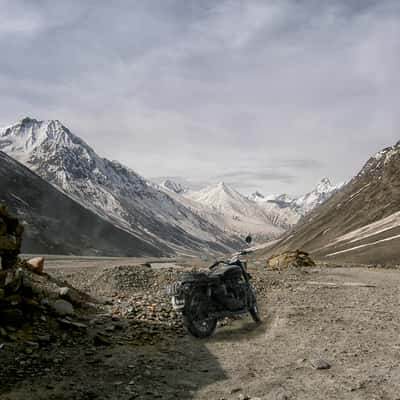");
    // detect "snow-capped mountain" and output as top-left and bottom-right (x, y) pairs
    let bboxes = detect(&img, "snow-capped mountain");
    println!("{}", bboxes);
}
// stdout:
(151, 176), (207, 192)
(159, 179), (187, 194)
(248, 191), (265, 202)
(294, 178), (340, 215)
(0, 117), (241, 255)
(256, 140), (400, 265)
(0, 151), (162, 256)
(249, 178), (340, 216)
(185, 182), (289, 240)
